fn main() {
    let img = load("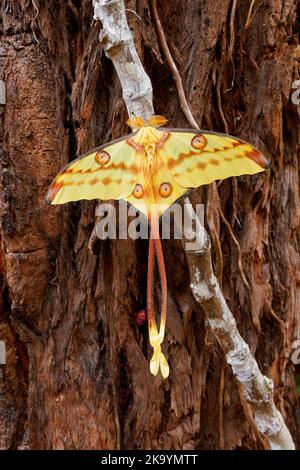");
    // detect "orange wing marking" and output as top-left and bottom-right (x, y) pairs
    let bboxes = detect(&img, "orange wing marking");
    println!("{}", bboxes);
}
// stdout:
(156, 132), (171, 150)
(127, 139), (144, 154)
